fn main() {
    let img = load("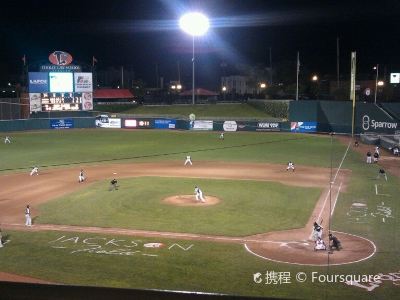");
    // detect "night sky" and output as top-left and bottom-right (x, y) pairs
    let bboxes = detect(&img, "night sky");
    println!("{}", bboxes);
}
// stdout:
(0, 0), (399, 88)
